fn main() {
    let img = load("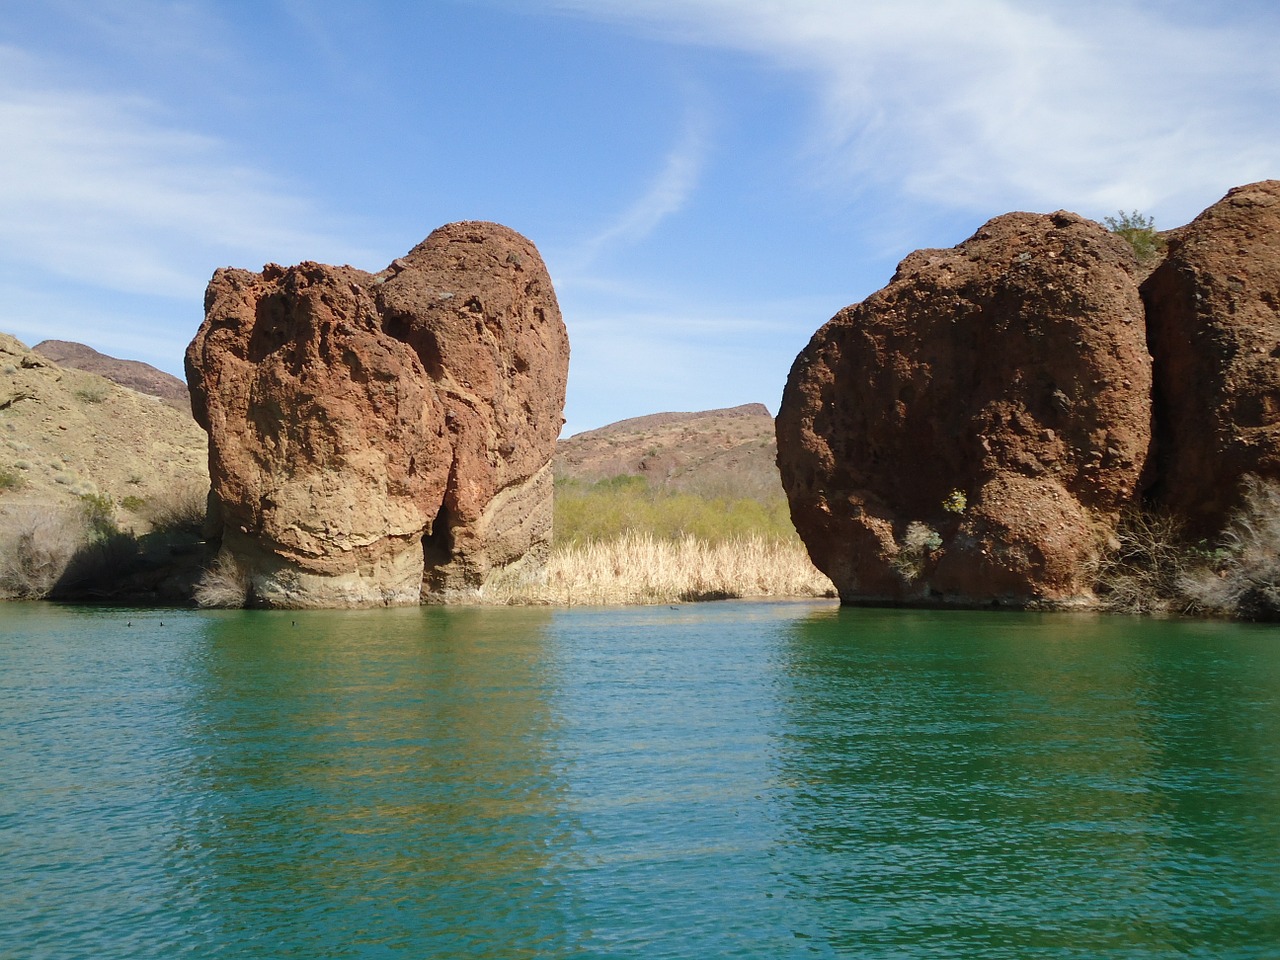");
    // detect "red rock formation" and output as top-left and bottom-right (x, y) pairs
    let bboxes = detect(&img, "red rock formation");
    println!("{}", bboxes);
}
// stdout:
(186, 222), (568, 607)
(777, 211), (1151, 606)
(1143, 180), (1280, 535)
(373, 223), (570, 595)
